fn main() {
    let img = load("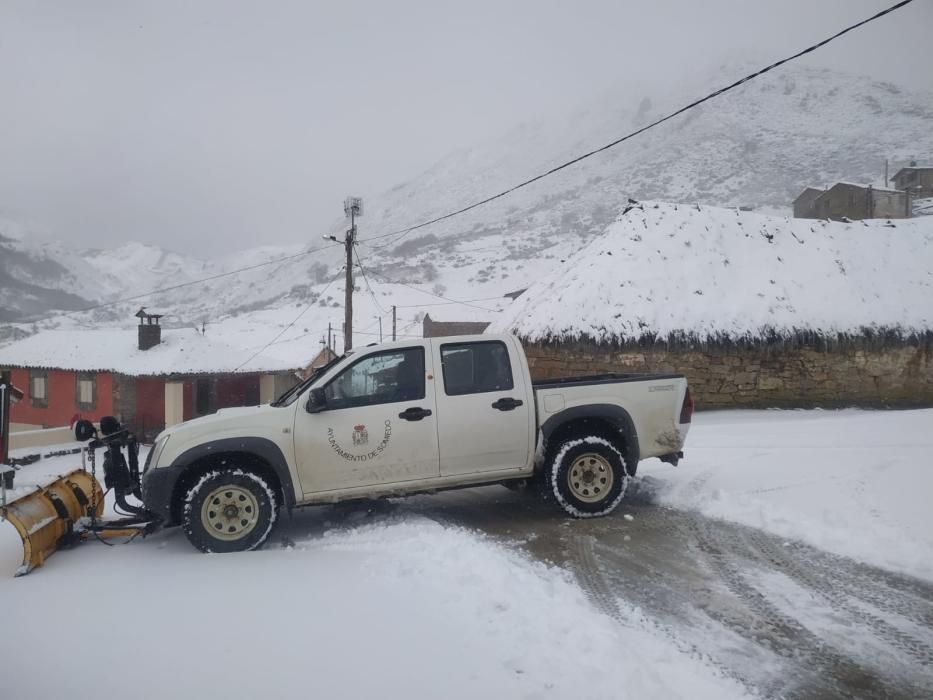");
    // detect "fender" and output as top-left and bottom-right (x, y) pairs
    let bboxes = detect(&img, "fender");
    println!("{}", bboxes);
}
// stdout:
(172, 437), (298, 507)
(143, 437), (298, 525)
(540, 403), (640, 469)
